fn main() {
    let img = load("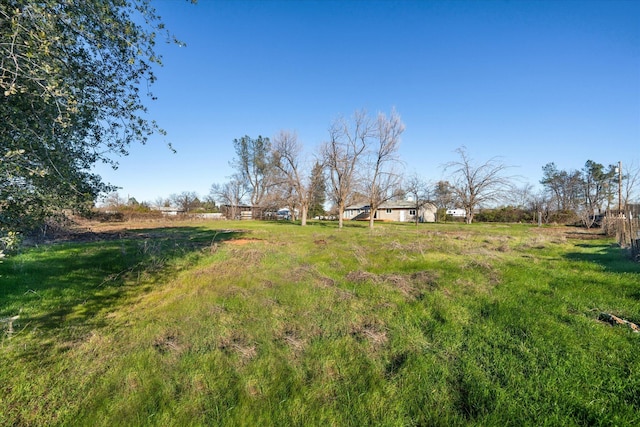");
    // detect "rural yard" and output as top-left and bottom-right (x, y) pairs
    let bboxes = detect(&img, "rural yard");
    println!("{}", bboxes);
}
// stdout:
(3, 1), (638, 425)
(1, 219), (639, 426)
